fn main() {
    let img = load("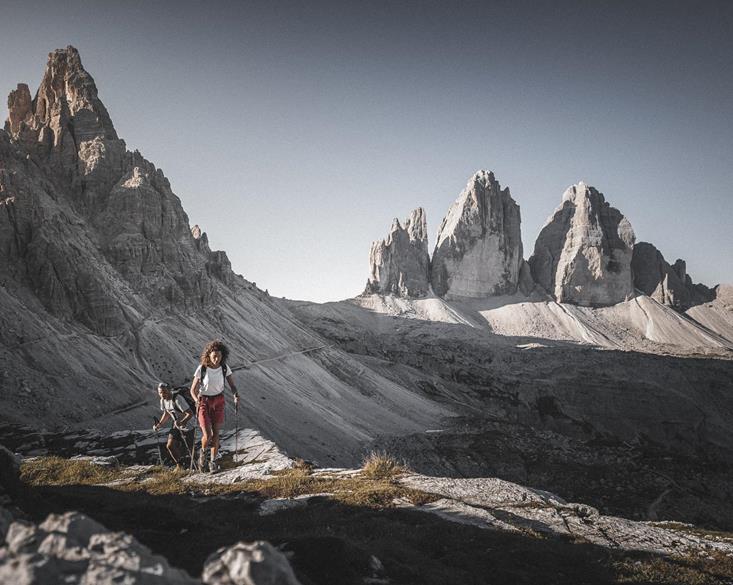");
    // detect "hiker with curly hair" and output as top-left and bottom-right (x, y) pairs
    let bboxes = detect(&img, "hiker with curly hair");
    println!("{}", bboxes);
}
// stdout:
(190, 340), (239, 473)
